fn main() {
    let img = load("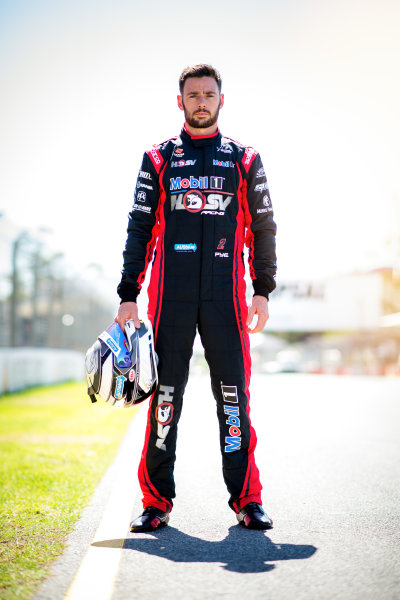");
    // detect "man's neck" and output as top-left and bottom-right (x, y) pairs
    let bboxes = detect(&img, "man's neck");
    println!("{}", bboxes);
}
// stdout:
(184, 122), (219, 137)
